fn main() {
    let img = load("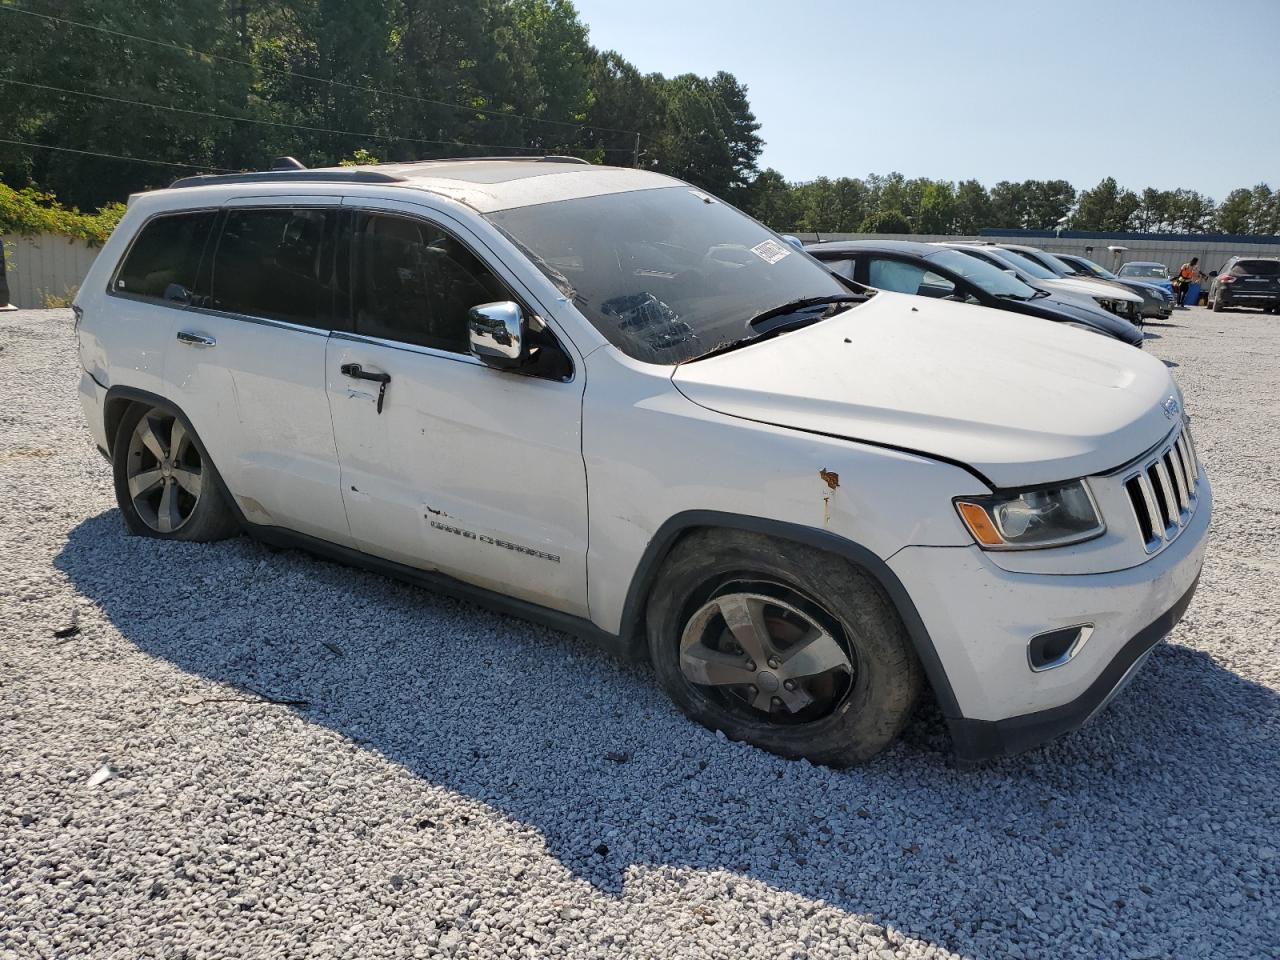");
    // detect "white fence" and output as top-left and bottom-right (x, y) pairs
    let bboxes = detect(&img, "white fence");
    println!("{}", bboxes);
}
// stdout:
(790, 232), (1280, 276)
(1, 233), (102, 308)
